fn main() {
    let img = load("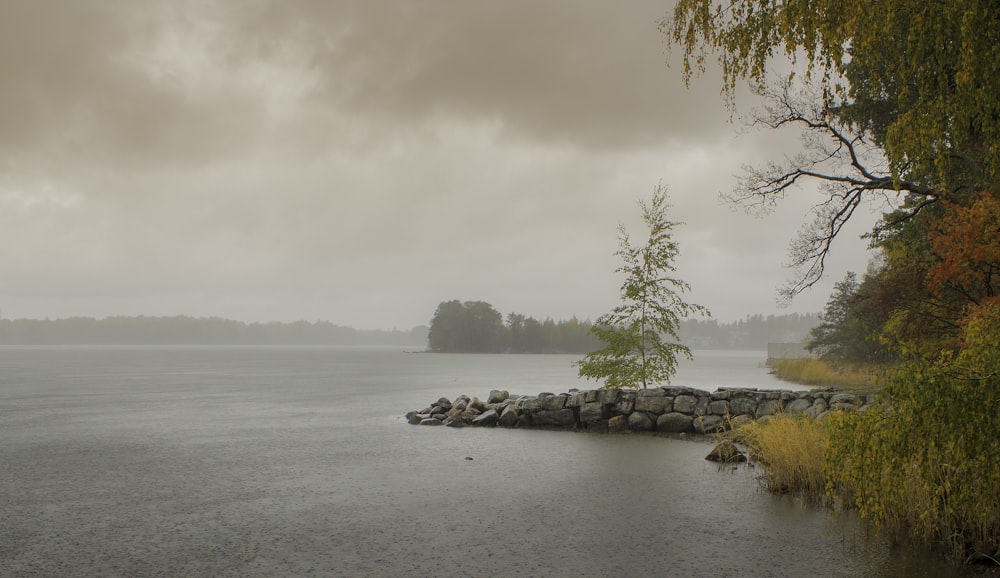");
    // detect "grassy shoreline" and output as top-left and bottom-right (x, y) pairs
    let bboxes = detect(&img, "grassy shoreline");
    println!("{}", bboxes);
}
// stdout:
(768, 358), (880, 392)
